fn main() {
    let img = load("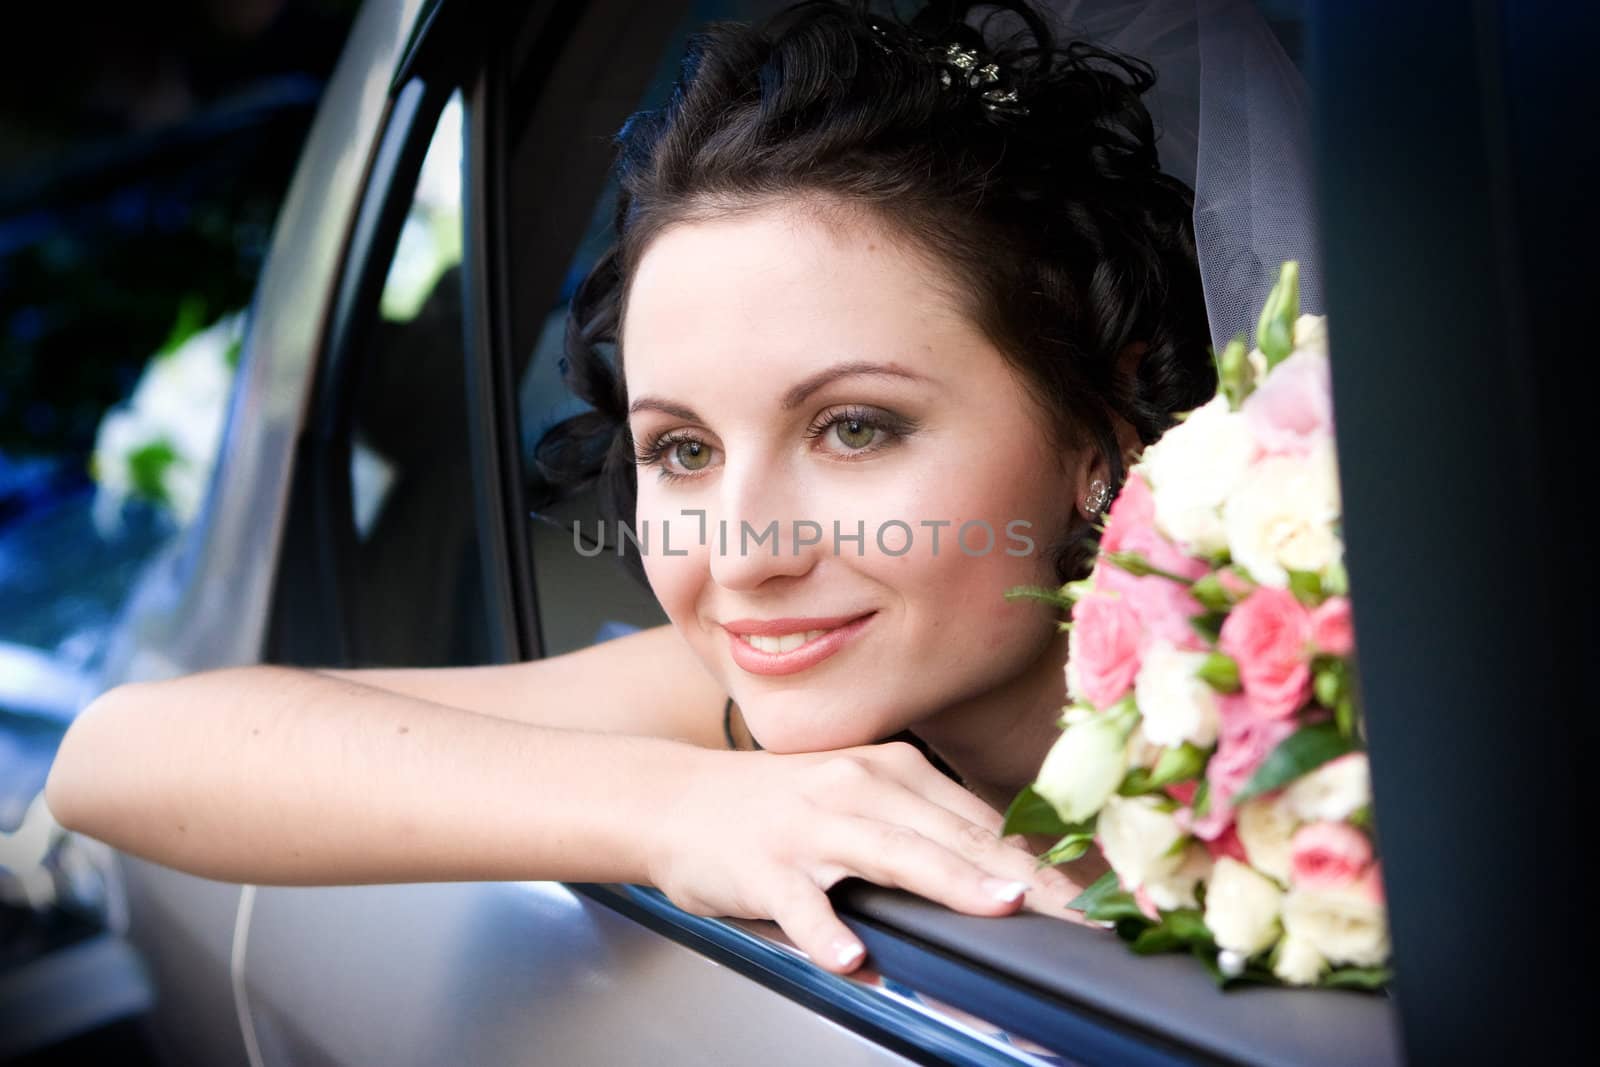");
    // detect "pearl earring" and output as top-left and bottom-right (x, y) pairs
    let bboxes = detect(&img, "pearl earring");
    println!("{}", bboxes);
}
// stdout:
(1083, 479), (1111, 516)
